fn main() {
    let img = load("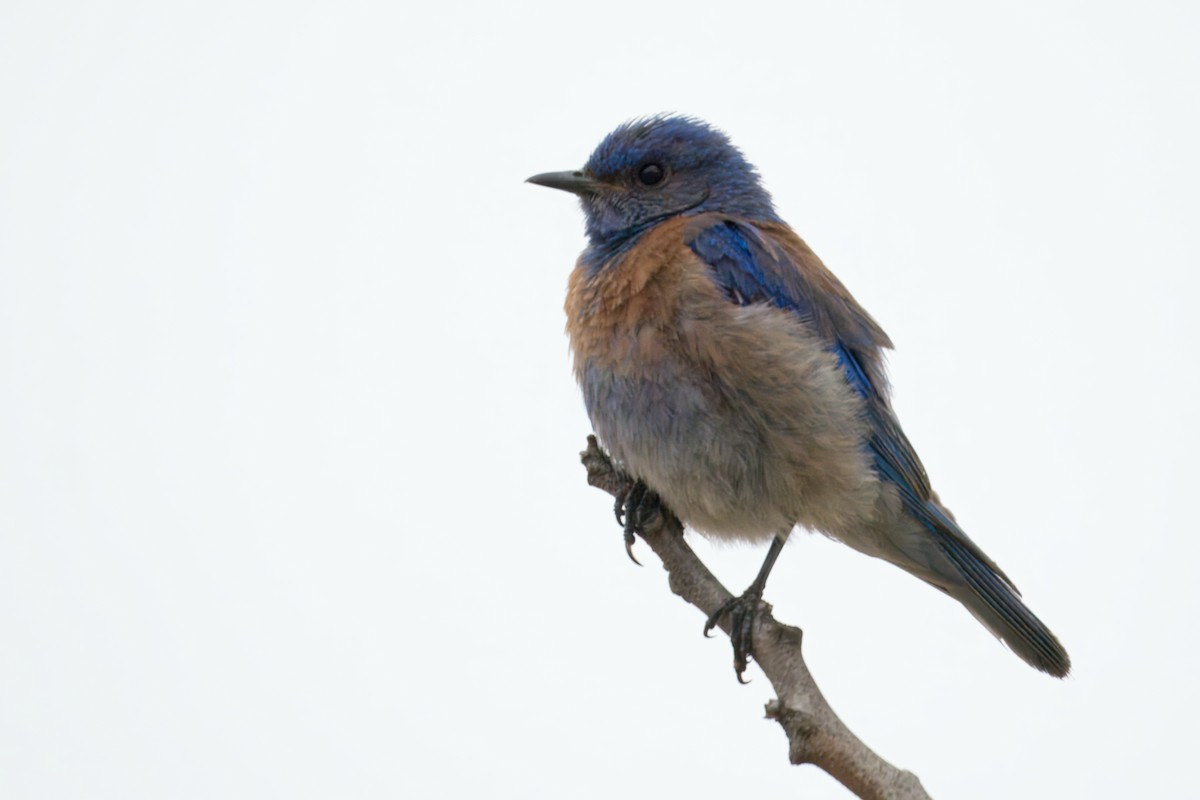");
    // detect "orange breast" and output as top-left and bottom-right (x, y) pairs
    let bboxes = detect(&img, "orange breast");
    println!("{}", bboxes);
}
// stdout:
(564, 216), (699, 375)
